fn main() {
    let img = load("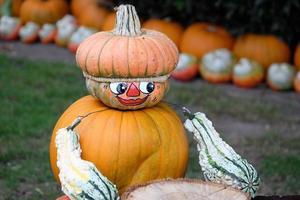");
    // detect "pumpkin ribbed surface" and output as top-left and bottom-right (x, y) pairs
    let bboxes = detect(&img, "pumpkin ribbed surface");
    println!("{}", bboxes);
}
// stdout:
(49, 95), (189, 194)
(233, 34), (290, 69)
(76, 5), (178, 78)
(180, 23), (234, 58)
(20, 0), (69, 25)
